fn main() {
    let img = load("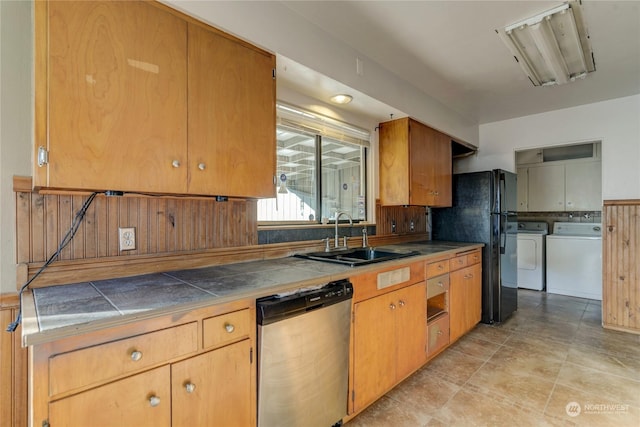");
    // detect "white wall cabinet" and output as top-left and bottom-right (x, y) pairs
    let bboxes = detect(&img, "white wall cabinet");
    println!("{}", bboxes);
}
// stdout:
(527, 164), (566, 211)
(565, 161), (602, 211)
(520, 160), (601, 212)
(516, 167), (529, 212)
